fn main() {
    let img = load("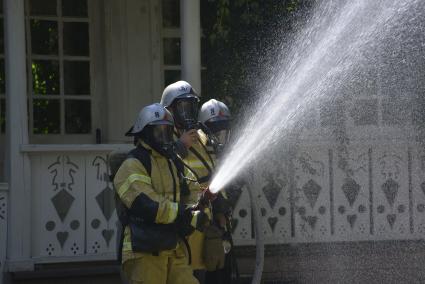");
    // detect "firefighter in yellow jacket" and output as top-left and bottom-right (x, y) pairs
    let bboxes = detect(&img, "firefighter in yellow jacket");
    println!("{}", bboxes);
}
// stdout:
(160, 81), (229, 282)
(199, 99), (238, 284)
(114, 103), (208, 284)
